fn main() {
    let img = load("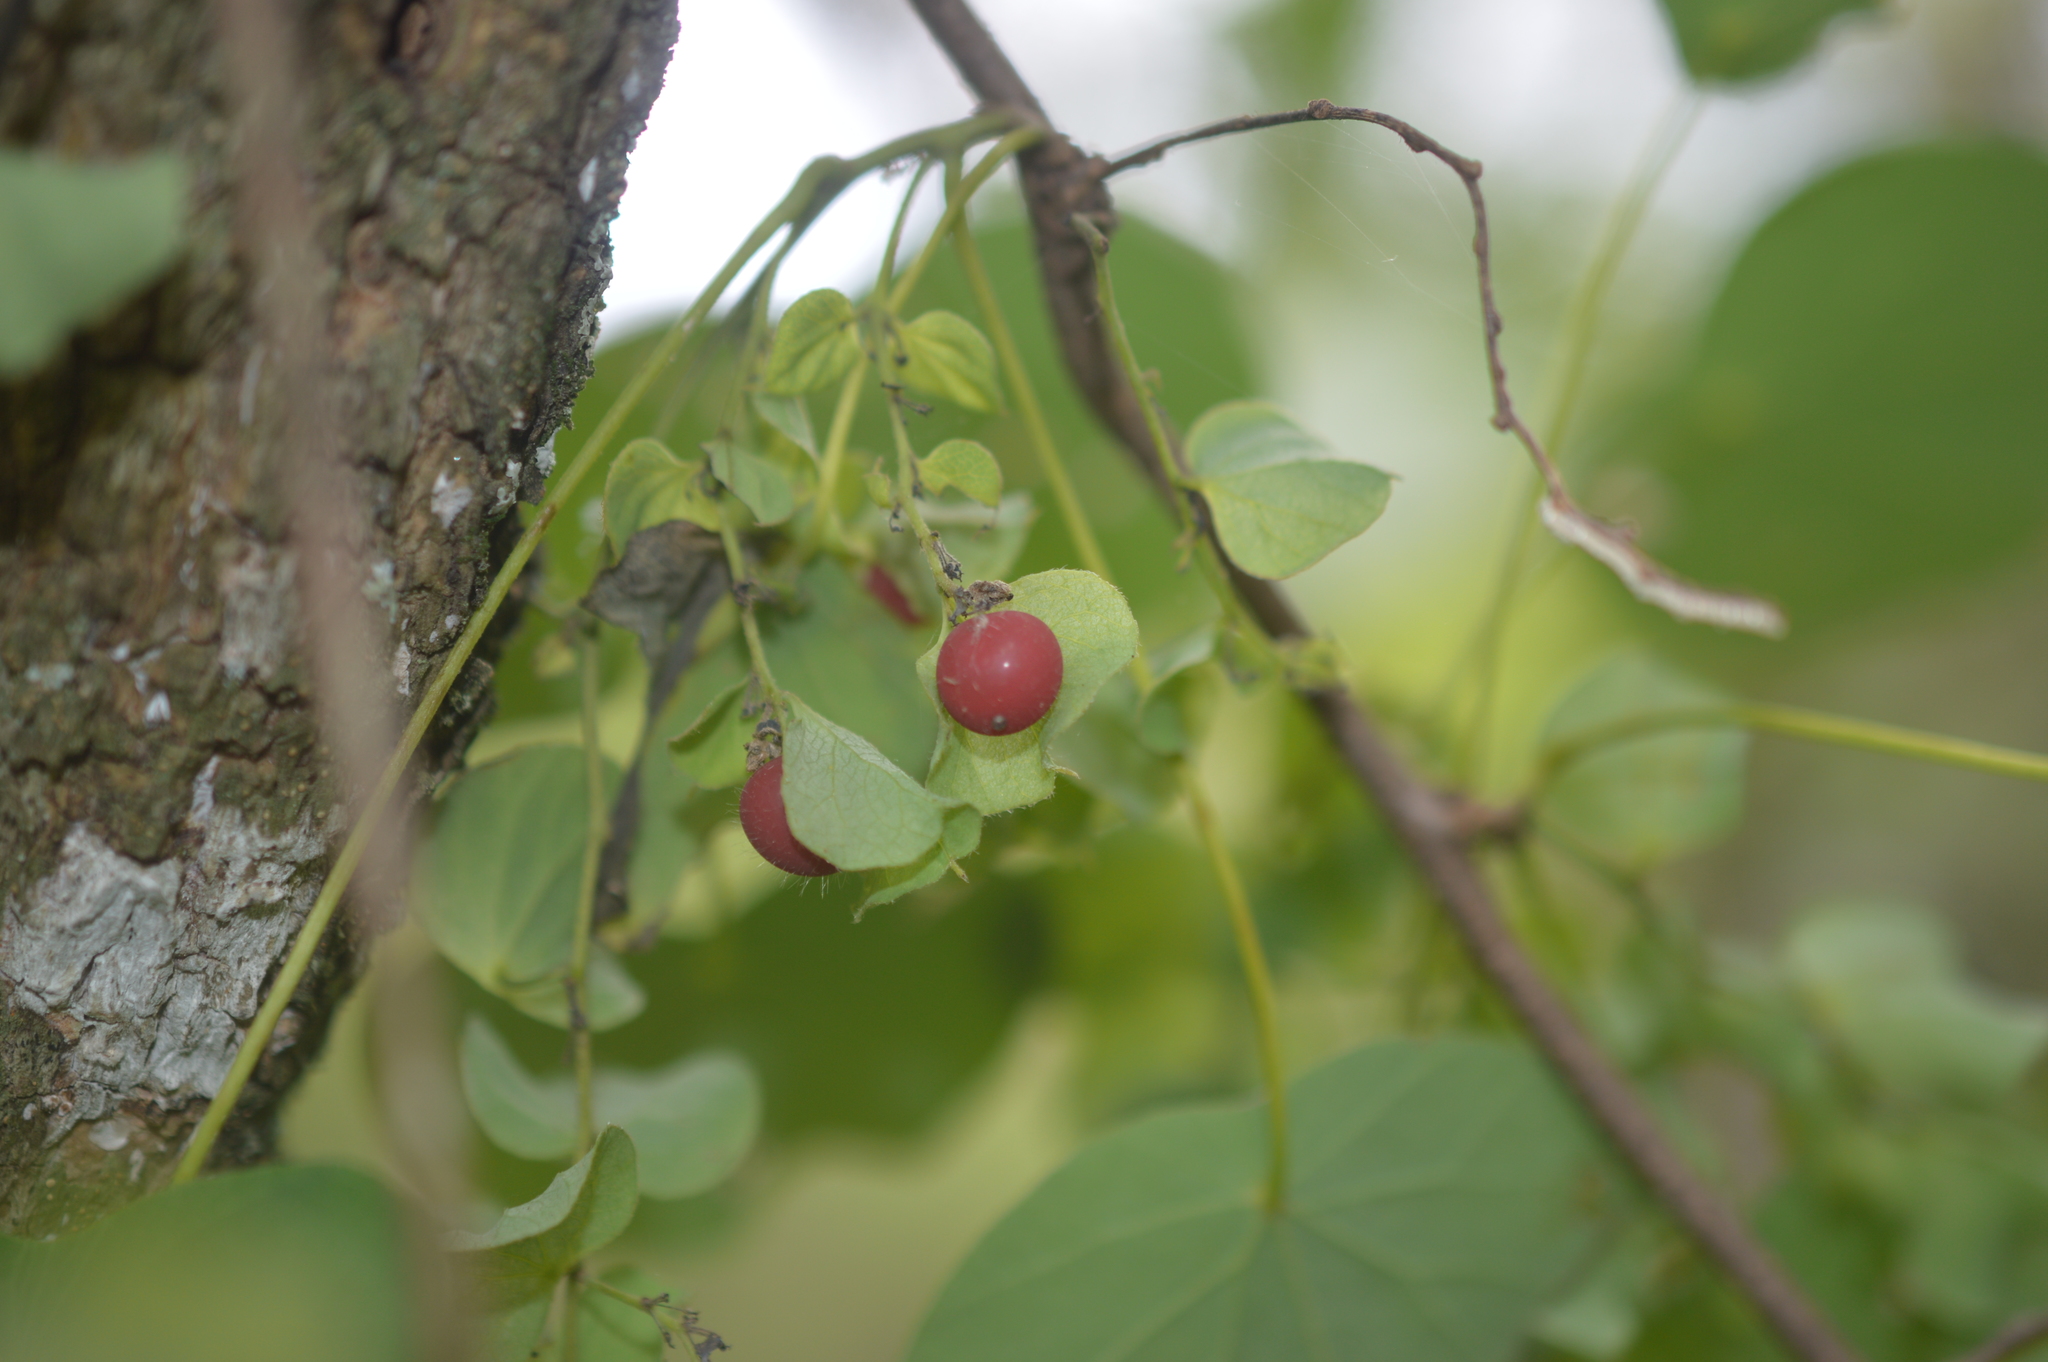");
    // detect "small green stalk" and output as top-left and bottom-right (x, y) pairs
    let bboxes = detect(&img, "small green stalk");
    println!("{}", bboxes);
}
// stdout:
(801, 364), (866, 557)
(1068, 211), (1290, 1206)
(946, 171), (1115, 589)
(1537, 702), (2048, 791)
(568, 629), (605, 1156)
(172, 113), (1019, 1184)
(877, 157), (935, 299)
(888, 126), (1044, 312)
(882, 376), (956, 607)
(1184, 765), (1289, 1215)
(717, 510), (780, 705)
